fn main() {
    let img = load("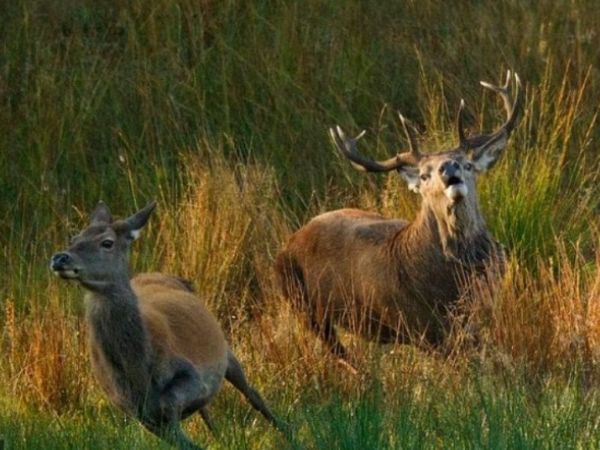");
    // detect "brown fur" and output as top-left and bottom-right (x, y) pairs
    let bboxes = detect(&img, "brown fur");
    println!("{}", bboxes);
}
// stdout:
(84, 273), (229, 425)
(132, 273), (227, 373)
(277, 202), (503, 354)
